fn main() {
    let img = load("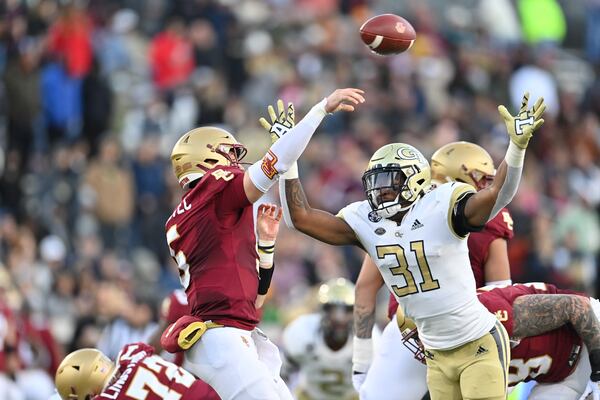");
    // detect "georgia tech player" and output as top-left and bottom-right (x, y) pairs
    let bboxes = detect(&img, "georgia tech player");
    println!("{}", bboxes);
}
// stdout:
(360, 142), (514, 400)
(282, 278), (379, 400)
(54, 343), (211, 399)
(266, 93), (546, 400)
(165, 88), (364, 400)
(397, 282), (600, 400)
